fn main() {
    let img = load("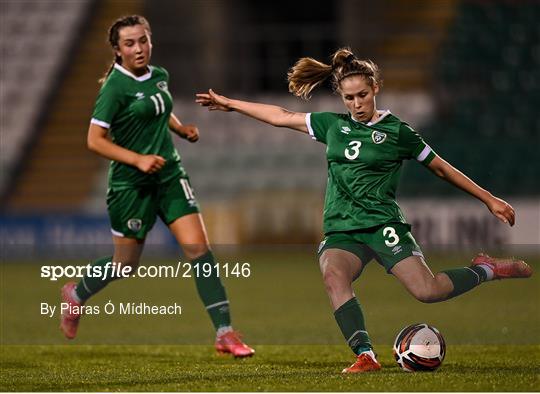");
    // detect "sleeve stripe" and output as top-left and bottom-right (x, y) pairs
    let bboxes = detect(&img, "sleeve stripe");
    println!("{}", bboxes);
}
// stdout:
(305, 113), (317, 140)
(416, 145), (432, 162)
(91, 118), (110, 129)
